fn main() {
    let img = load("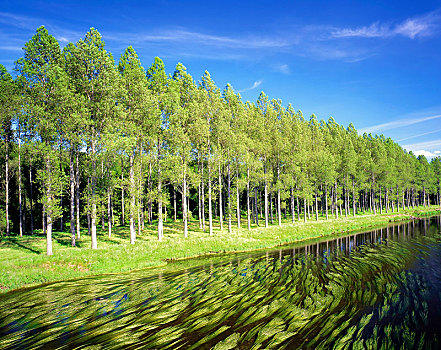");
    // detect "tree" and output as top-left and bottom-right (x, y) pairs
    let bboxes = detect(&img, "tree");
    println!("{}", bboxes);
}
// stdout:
(64, 28), (120, 249)
(15, 26), (67, 255)
(0, 65), (18, 235)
